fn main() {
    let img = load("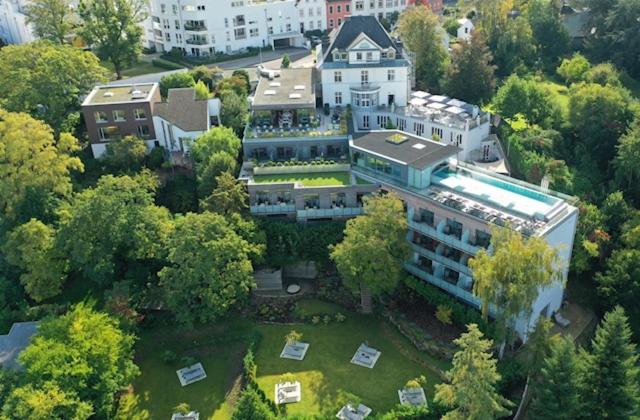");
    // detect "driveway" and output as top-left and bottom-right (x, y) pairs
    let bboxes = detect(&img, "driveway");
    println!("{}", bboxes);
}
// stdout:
(107, 47), (311, 86)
